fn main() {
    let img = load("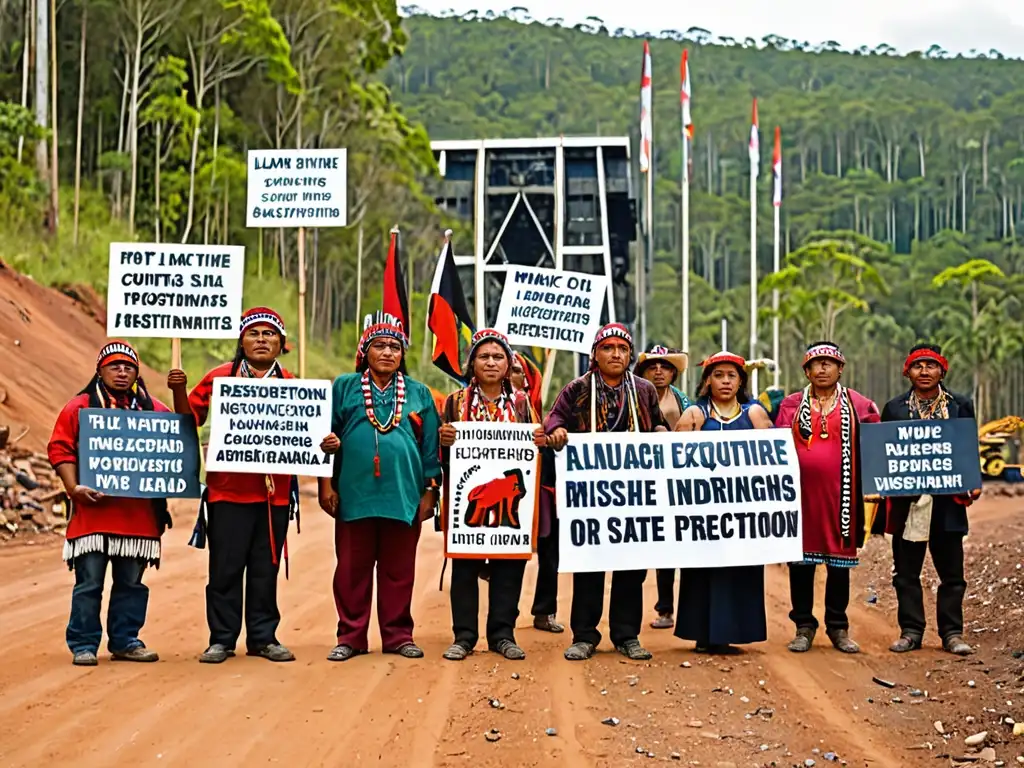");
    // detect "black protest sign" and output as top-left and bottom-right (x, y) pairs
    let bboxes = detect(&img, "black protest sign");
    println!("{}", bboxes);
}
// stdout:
(78, 409), (201, 498)
(860, 418), (982, 497)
